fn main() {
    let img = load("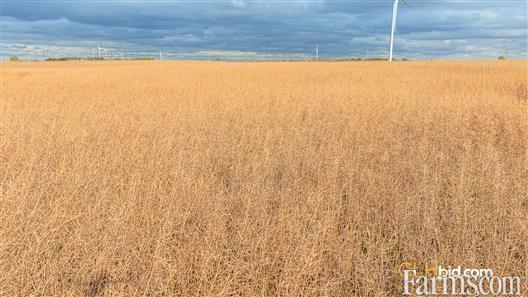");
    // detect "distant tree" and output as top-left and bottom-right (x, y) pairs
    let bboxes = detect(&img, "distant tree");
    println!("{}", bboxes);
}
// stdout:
(9, 56), (19, 61)
(46, 57), (82, 61)
(498, 56), (506, 60)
